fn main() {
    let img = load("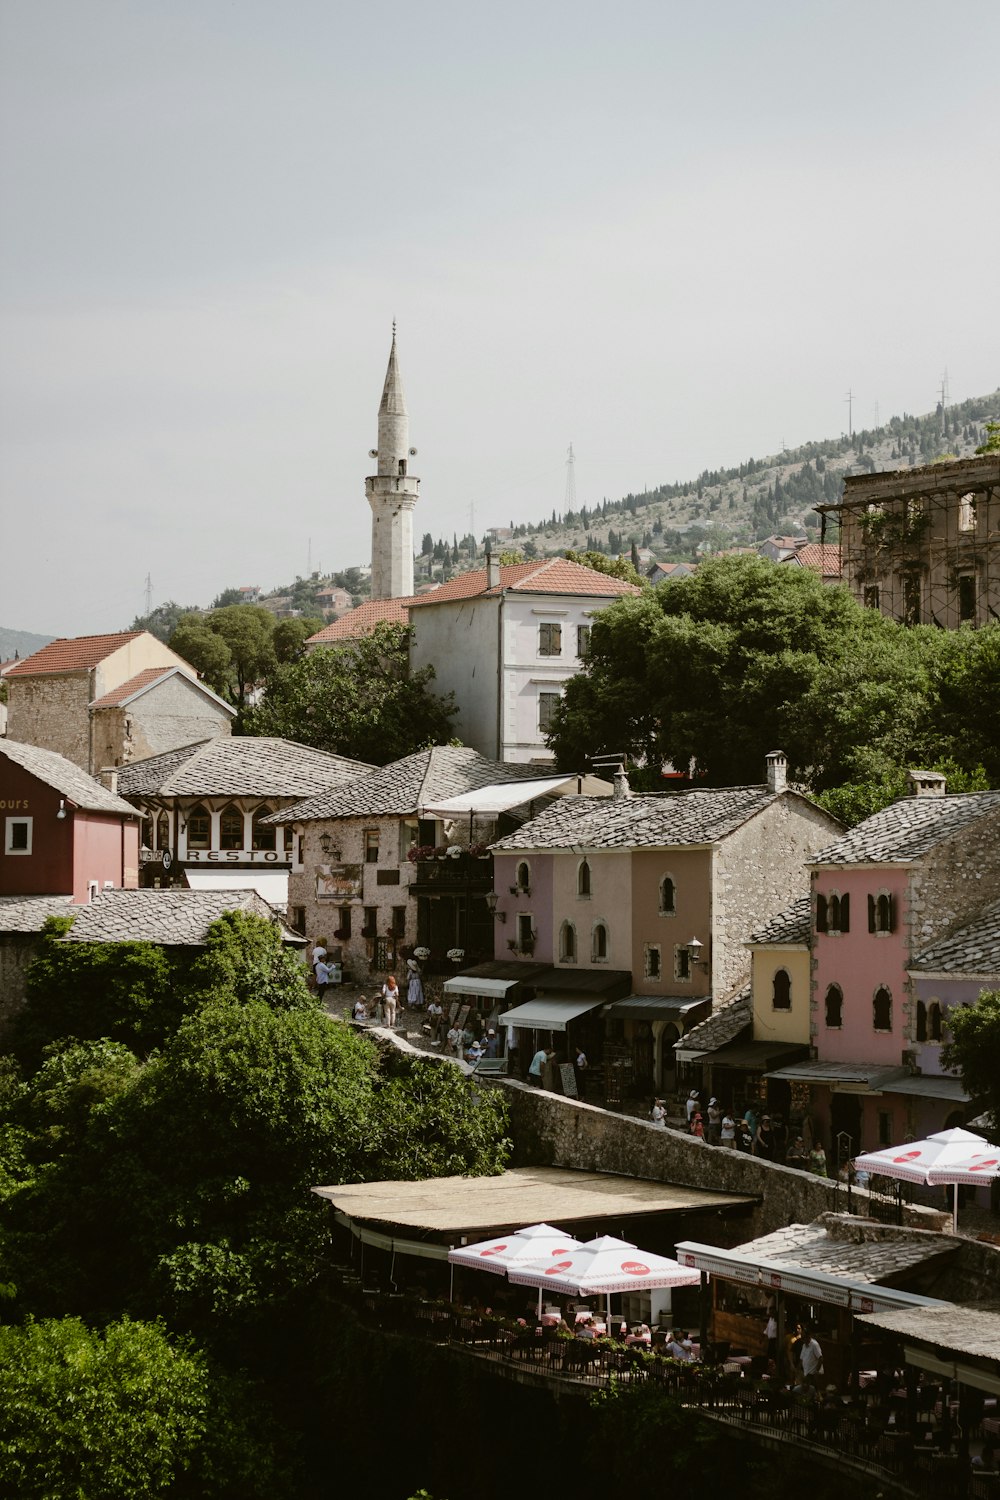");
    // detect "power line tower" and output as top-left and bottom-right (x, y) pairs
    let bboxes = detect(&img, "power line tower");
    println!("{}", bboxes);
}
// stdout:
(844, 389), (854, 440)
(564, 443), (577, 515)
(143, 572), (153, 616)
